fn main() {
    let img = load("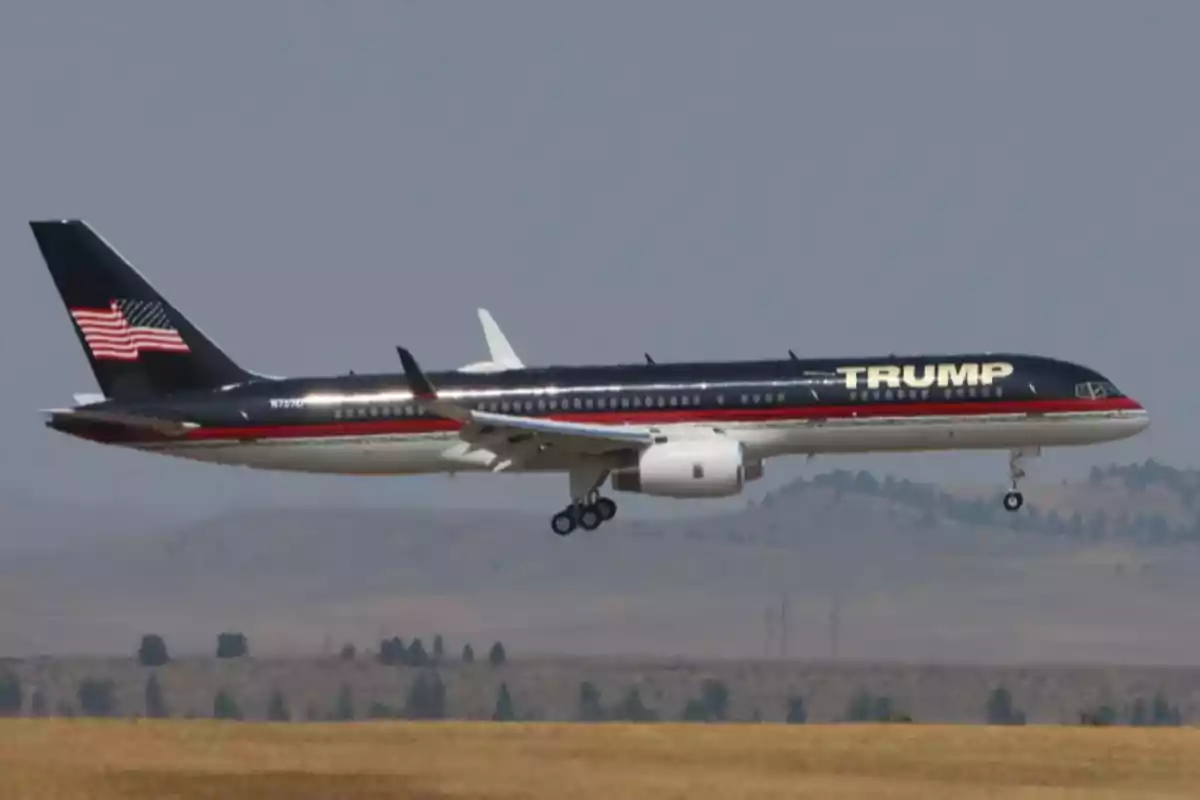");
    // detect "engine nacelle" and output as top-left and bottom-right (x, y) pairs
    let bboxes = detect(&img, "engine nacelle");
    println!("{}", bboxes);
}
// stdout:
(610, 439), (762, 498)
